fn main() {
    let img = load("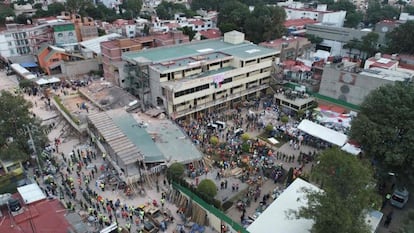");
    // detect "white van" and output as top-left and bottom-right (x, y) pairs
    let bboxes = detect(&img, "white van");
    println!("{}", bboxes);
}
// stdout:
(215, 121), (226, 129)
